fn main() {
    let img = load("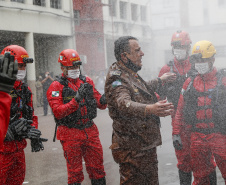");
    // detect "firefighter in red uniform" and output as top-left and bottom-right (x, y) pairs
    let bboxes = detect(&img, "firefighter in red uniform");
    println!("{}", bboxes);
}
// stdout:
(0, 53), (18, 149)
(0, 45), (47, 185)
(47, 49), (107, 185)
(158, 31), (216, 184)
(174, 40), (226, 184)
